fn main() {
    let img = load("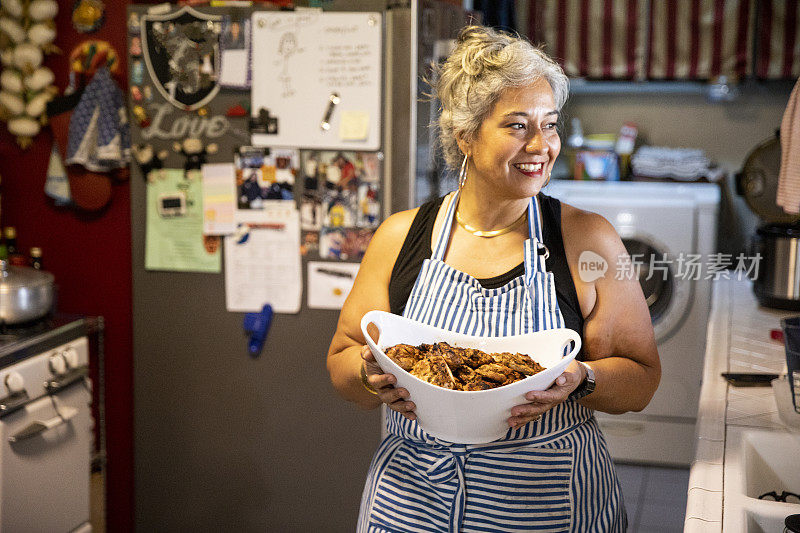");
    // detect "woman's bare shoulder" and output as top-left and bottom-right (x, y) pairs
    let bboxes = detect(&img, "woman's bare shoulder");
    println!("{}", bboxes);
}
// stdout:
(333, 206), (421, 344)
(372, 207), (420, 248)
(559, 201), (624, 261)
(360, 206), (421, 274)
